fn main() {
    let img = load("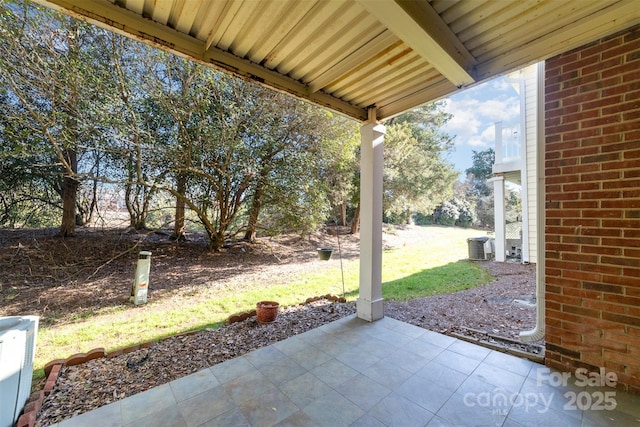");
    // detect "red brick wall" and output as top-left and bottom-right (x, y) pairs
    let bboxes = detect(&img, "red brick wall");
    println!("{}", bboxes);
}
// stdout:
(544, 25), (640, 393)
